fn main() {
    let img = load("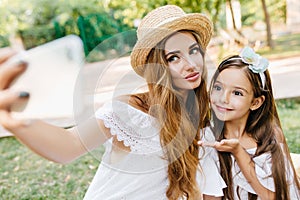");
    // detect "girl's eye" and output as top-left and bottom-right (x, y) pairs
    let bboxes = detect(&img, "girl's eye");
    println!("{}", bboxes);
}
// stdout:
(213, 85), (221, 91)
(233, 91), (243, 96)
(166, 55), (179, 63)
